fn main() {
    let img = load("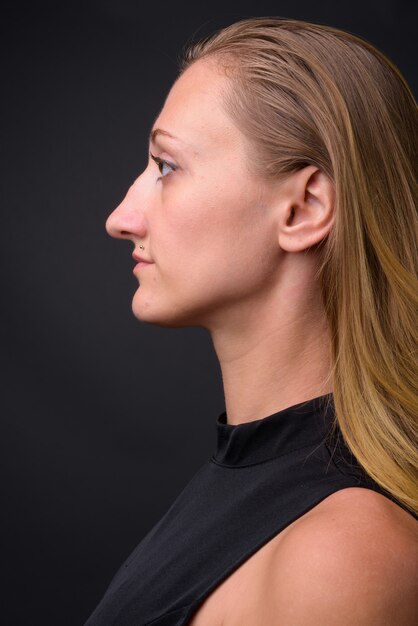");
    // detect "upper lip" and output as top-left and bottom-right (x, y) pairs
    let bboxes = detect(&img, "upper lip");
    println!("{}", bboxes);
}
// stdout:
(132, 251), (153, 263)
